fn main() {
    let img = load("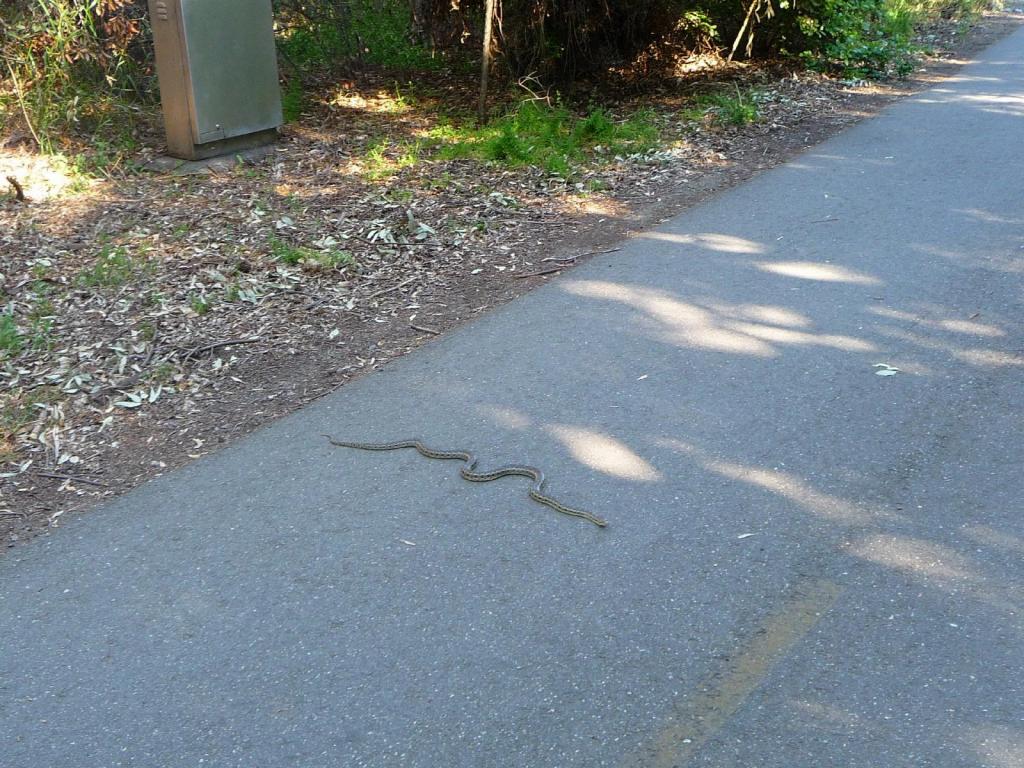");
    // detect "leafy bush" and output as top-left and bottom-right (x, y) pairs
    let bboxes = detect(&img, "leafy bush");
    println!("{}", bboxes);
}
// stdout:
(793, 0), (922, 78)
(0, 0), (152, 152)
(276, 0), (440, 71)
